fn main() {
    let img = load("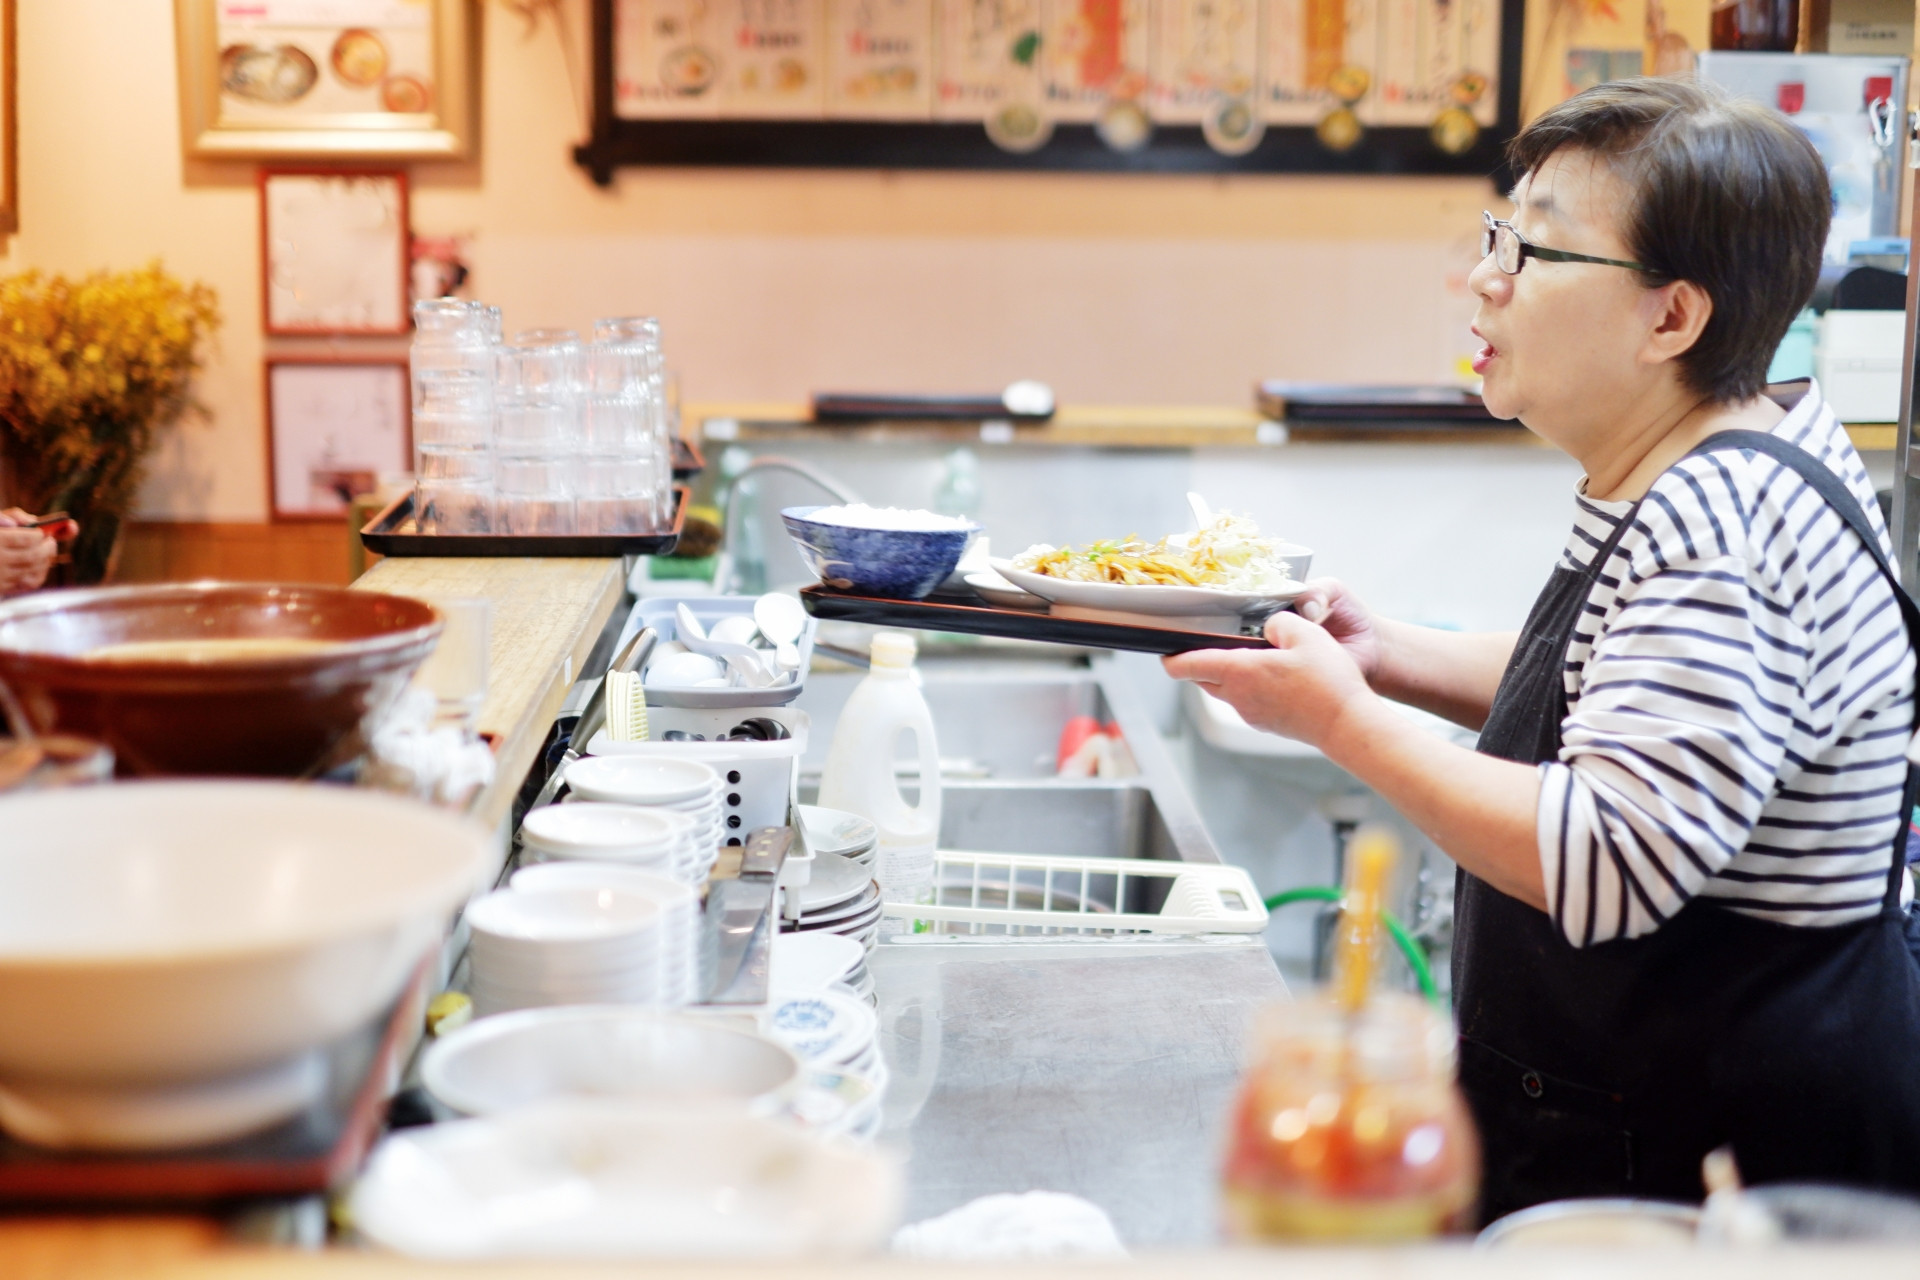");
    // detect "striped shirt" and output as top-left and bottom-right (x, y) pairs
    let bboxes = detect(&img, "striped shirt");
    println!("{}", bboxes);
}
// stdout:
(1536, 382), (1915, 947)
